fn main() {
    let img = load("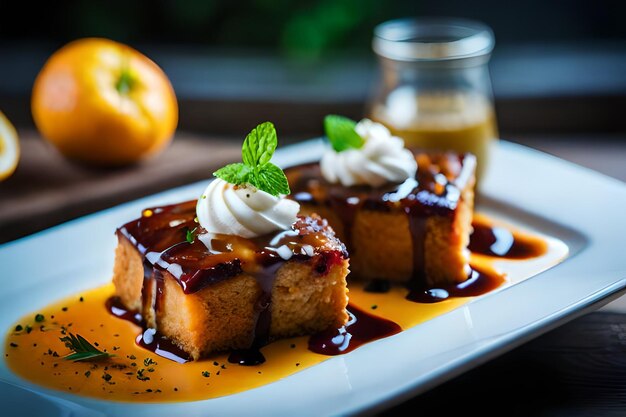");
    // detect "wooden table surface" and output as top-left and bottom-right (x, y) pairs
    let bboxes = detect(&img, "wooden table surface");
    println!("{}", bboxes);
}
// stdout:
(1, 129), (625, 416)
